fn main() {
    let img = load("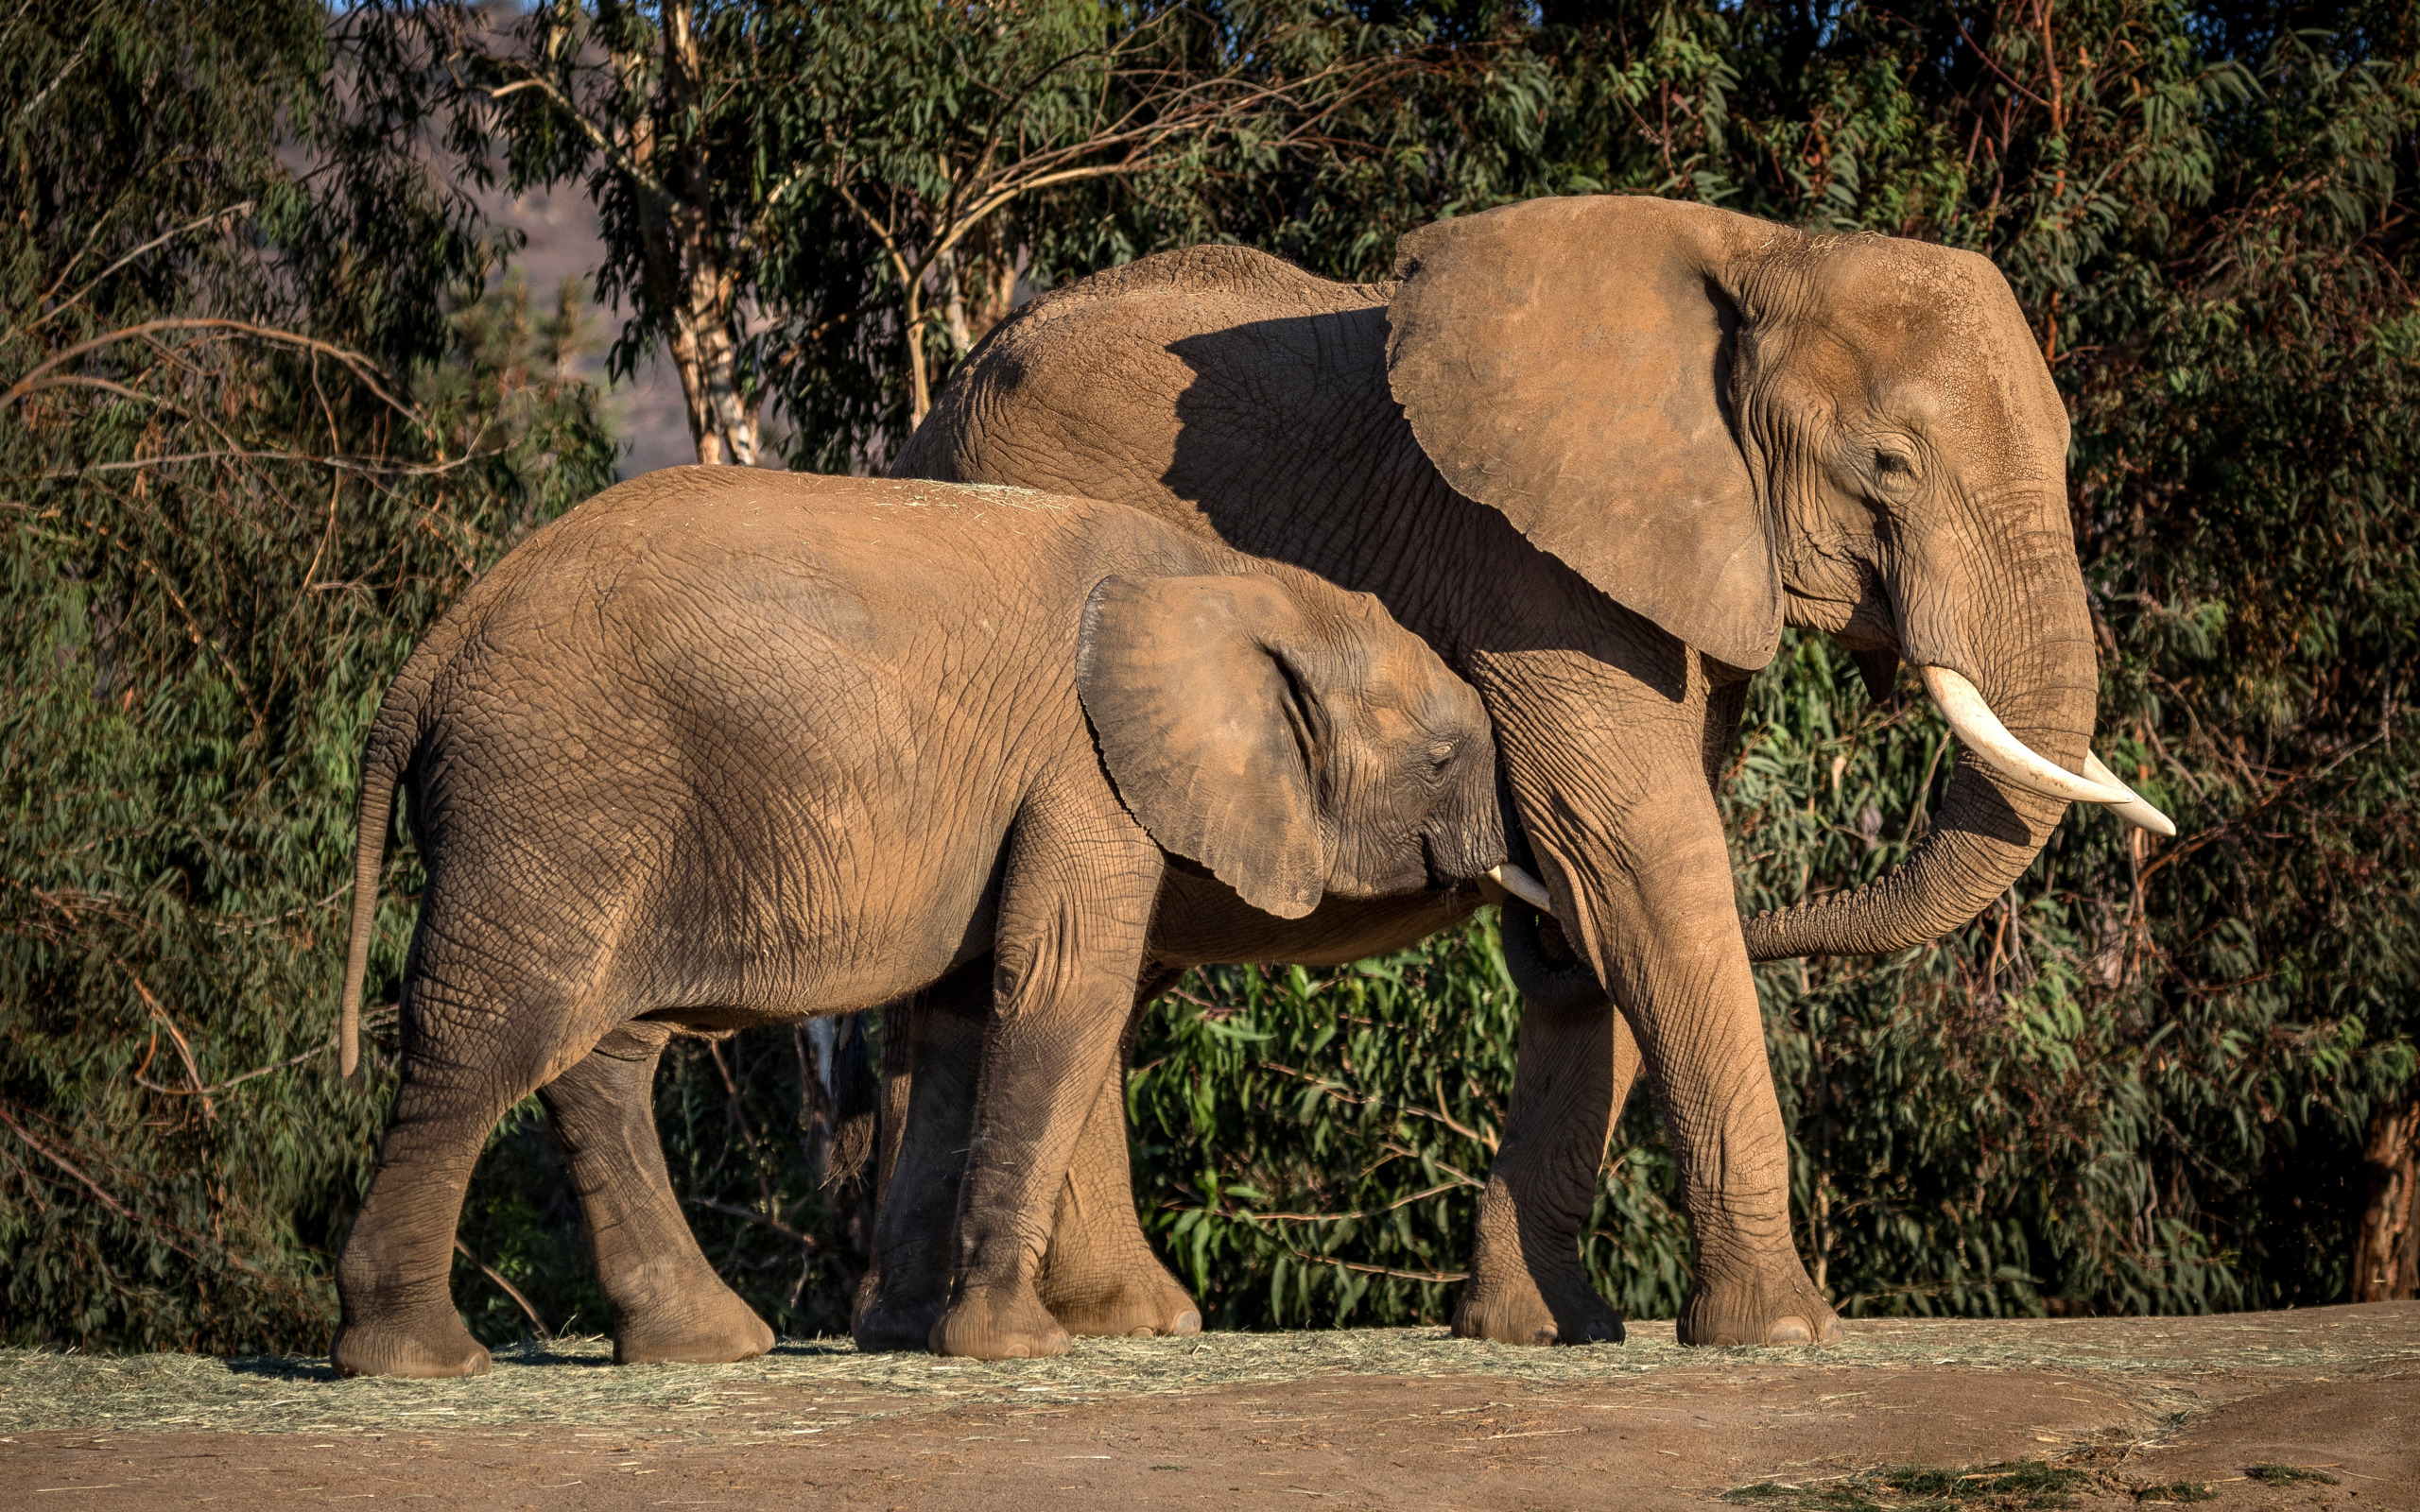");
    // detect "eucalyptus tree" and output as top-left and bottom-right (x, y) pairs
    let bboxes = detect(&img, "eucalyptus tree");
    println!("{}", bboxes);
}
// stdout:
(399, 0), (1390, 469)
(0, 0), (616, 1348)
